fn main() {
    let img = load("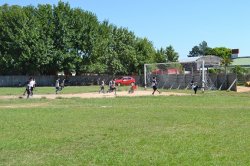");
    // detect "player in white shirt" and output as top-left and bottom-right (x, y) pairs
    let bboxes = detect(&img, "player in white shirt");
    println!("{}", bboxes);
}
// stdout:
(30, 78), (36, 96)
